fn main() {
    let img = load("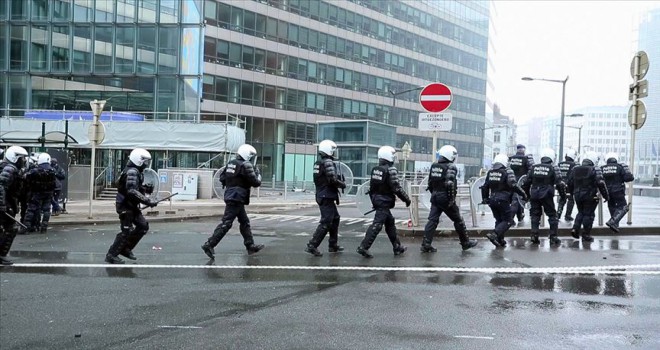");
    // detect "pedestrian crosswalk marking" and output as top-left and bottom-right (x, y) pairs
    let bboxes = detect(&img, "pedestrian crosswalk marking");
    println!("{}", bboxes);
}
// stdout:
(245, 214), (407, 226)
